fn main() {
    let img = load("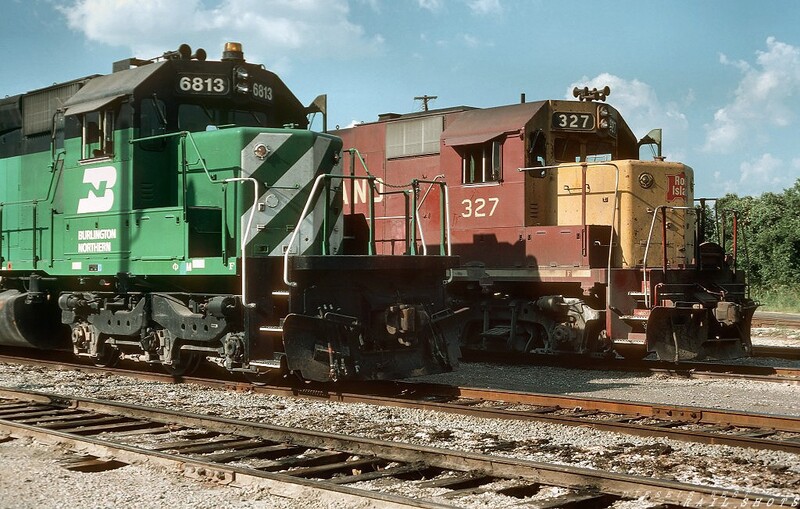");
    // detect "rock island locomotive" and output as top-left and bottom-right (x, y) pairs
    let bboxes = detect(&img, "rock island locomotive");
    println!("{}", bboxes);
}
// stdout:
(336, 87), (757, 361)
(0, 43), (461, 381)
